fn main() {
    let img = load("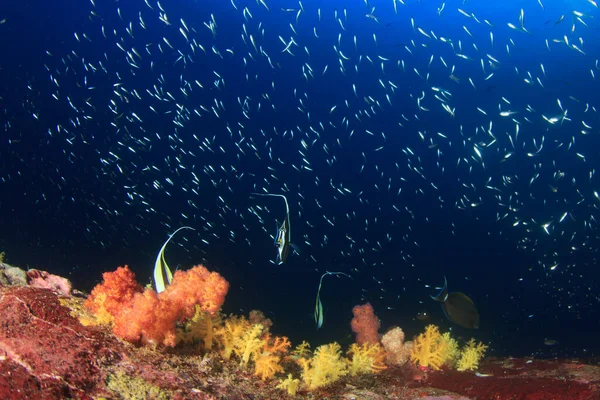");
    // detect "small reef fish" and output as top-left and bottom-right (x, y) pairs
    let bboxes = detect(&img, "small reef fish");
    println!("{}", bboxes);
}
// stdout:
(416, 310), (431, 322)
(430, 276), (480, 329)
